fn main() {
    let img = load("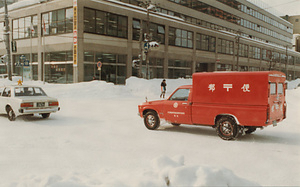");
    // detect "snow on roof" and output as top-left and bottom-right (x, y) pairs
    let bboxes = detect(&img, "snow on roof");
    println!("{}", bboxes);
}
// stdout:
(0, 0), (42, 13)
